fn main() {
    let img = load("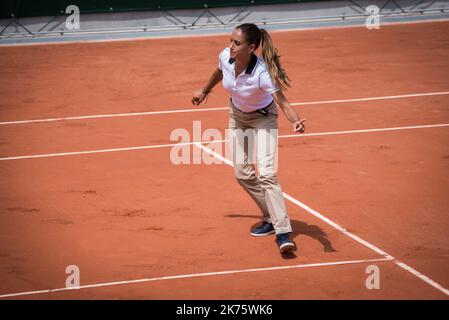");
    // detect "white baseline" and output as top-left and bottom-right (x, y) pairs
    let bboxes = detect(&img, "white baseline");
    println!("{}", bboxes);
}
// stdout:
(1, 123), (448, 161)
(0, 90), (448, 126)
(0, 258), (390, 298)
